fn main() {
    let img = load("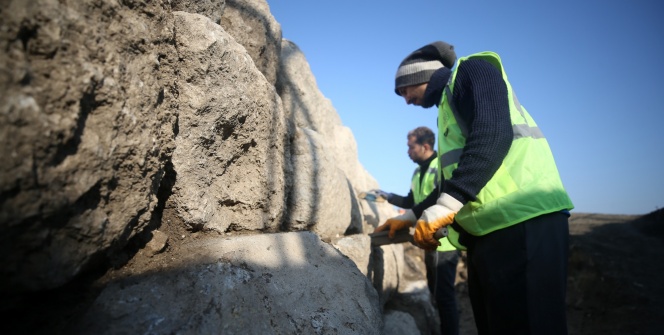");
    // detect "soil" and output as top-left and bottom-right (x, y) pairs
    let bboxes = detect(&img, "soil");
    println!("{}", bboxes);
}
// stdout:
(564, 211), (664, 335)
(3, 209), (663, 335)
